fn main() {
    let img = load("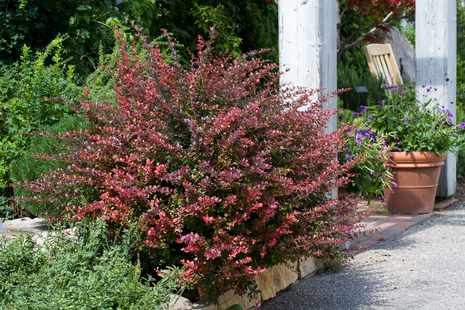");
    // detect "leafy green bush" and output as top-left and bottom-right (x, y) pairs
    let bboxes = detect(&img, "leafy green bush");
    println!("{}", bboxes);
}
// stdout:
(0, 219), (183, 309)
(11, 114), (88, 216)
(337, 64), (386, 112)
(400, 23), (415, 46)
(0, 0), (137, 77)
(457, 89), (465, 177)
(0, 37), (80, 195)
(0, 0), (278, 75)
(0, 196), (13, 220)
